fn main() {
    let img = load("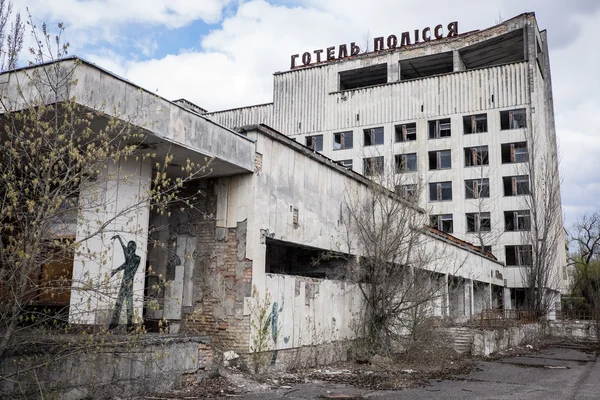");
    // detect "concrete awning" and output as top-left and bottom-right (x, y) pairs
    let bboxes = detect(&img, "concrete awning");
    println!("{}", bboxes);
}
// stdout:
(0, 56), (255, 178)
